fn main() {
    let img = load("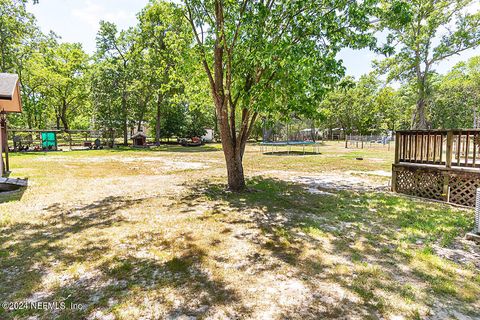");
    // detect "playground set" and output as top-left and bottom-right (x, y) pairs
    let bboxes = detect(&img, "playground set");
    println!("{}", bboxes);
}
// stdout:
(0, 73), (22, 174)
(9, 129), (106, 152)
(261, 121), (322, 155)
(0, 73), (28, 190)
(260, 141), (321, 155)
